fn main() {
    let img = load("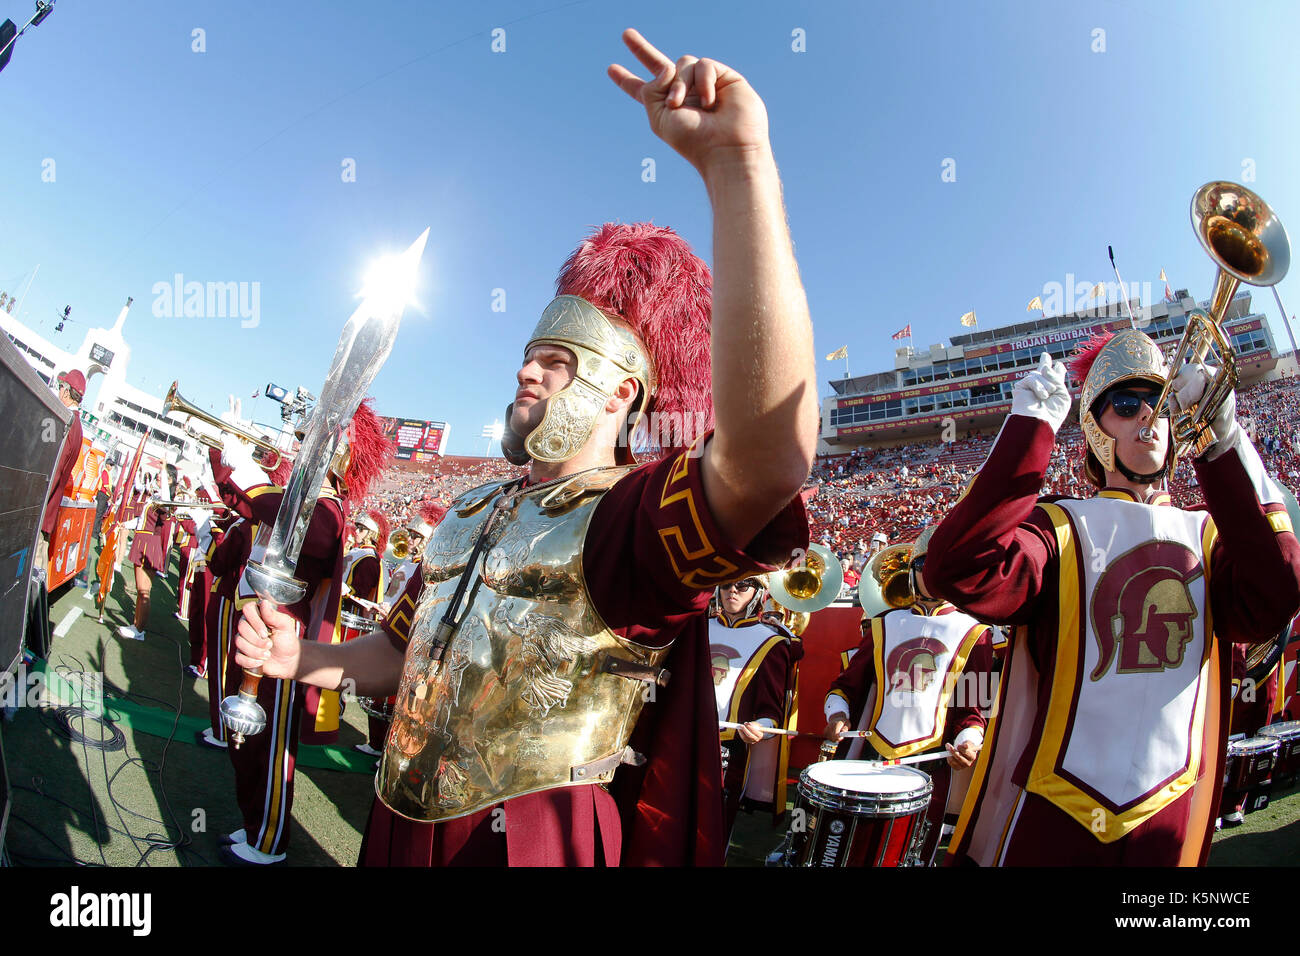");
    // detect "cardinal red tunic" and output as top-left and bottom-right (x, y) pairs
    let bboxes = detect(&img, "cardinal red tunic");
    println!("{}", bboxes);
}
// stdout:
(924, 414), (1300, 866)
(358, 442), (808, 867)
(40, 414), (82, 538)
(126, 501), (175, 576)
